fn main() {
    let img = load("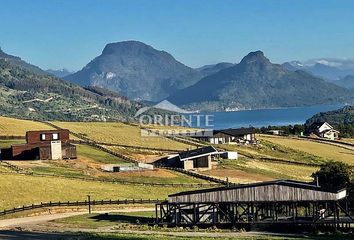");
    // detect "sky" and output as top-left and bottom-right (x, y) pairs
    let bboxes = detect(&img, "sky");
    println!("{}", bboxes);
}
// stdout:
(1, 0), (354, 71)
